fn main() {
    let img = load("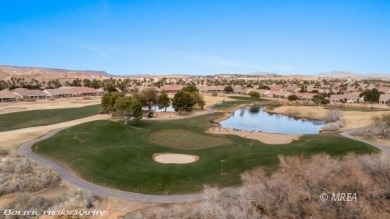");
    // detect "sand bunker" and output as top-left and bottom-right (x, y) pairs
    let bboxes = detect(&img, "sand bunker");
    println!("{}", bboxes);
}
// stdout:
(207, 127), (301, 144)
(153, 153), (199, 164)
